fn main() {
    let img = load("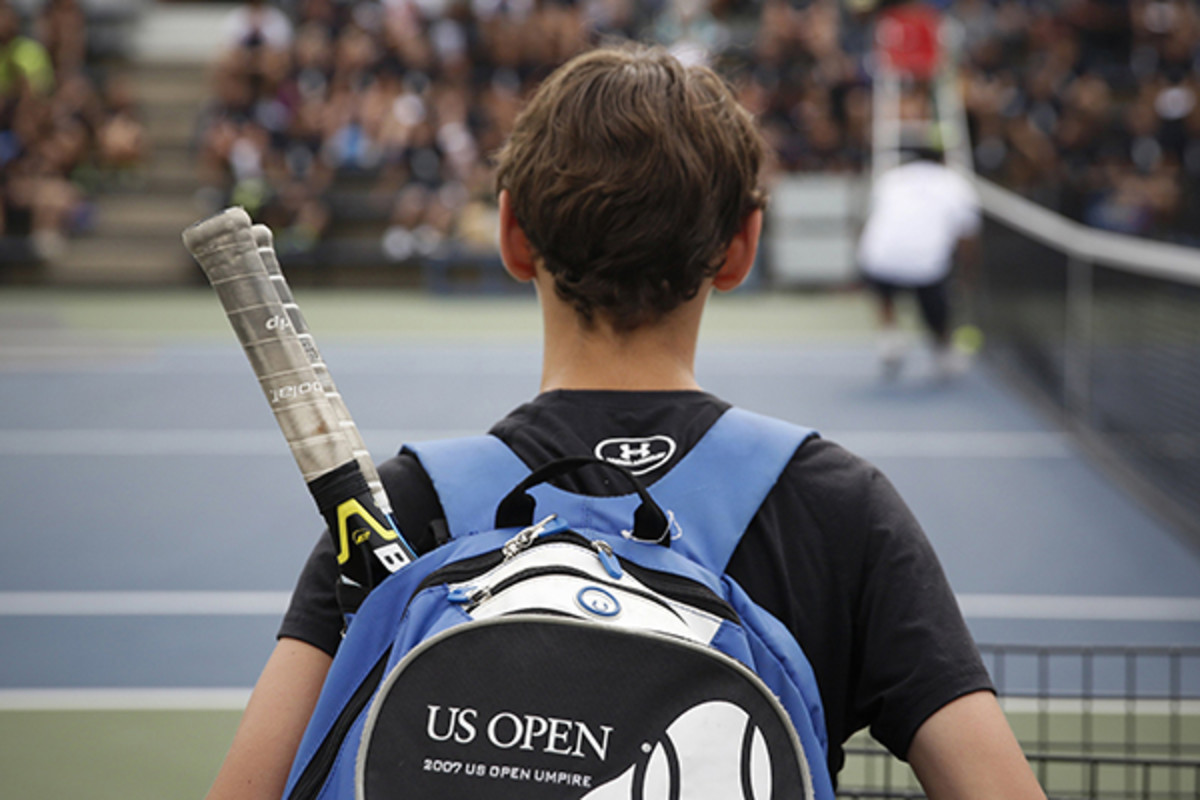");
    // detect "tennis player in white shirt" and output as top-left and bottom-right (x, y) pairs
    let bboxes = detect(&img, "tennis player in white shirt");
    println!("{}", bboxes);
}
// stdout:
(858, 147), (981, 379)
